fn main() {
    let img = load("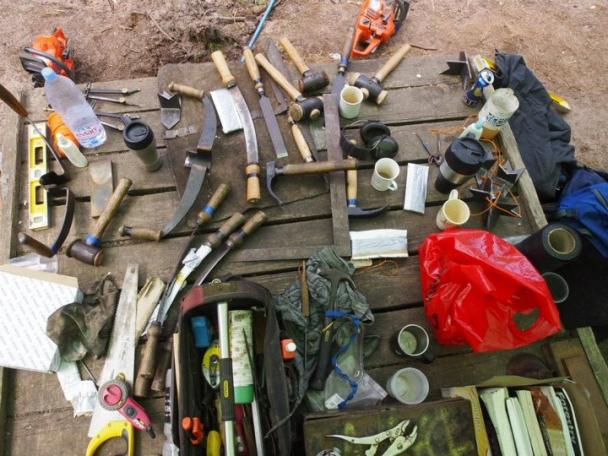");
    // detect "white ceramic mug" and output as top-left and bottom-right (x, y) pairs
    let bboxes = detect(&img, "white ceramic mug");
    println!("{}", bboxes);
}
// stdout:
(436, 189), (470, 230)
(371, 158), (400, 191)
(339, 85), (364, 119)
(386, 367), (429, 405)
